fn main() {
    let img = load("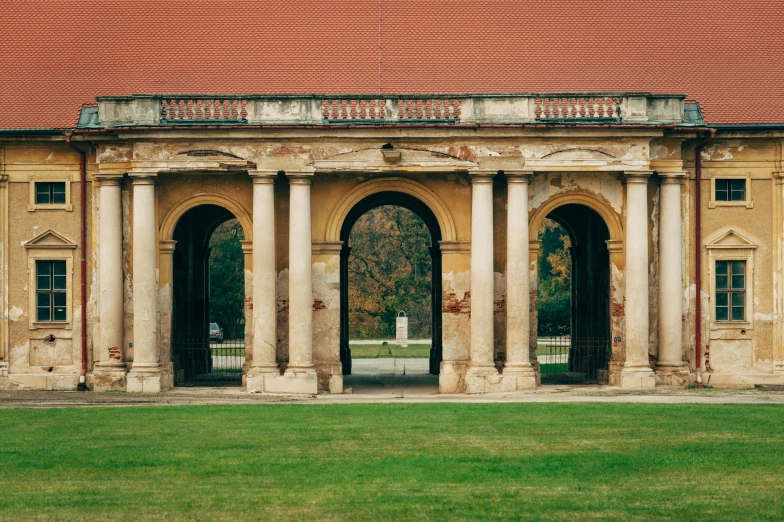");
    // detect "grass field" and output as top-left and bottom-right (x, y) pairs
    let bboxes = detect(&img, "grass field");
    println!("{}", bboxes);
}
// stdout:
(350, 343), (431, 358)
(1, 403), (783, 521)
